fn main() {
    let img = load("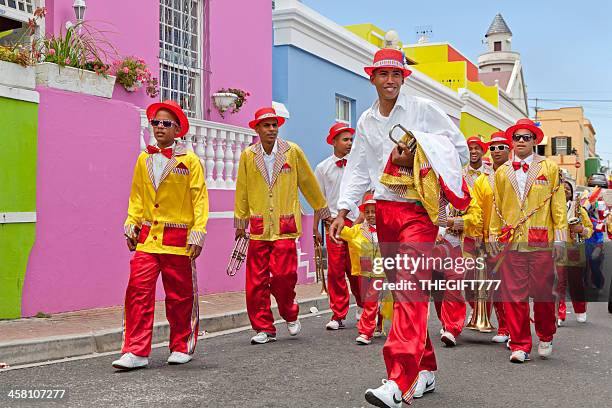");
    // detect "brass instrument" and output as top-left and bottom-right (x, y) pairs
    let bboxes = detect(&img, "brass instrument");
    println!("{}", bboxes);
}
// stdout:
(389, 124), (417, 155)
(568, 192), (583, 243)
(466, 246), (494, 332)
(227, 233), (249, 276)
(314, 221), (328, 296)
